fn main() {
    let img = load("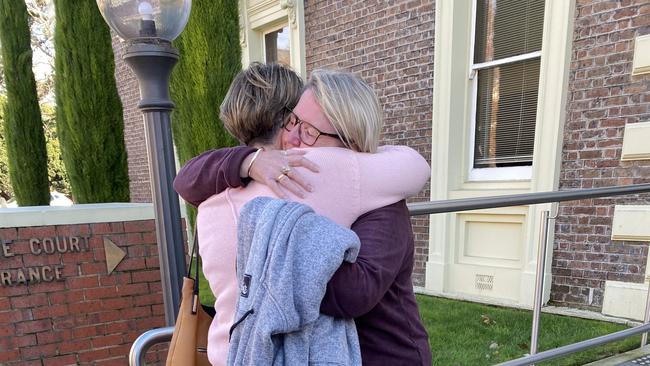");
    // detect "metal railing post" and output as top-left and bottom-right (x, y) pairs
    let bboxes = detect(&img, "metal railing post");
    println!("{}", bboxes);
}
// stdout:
(530, 210), (551, 356)
(641, 273), (650, 347)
